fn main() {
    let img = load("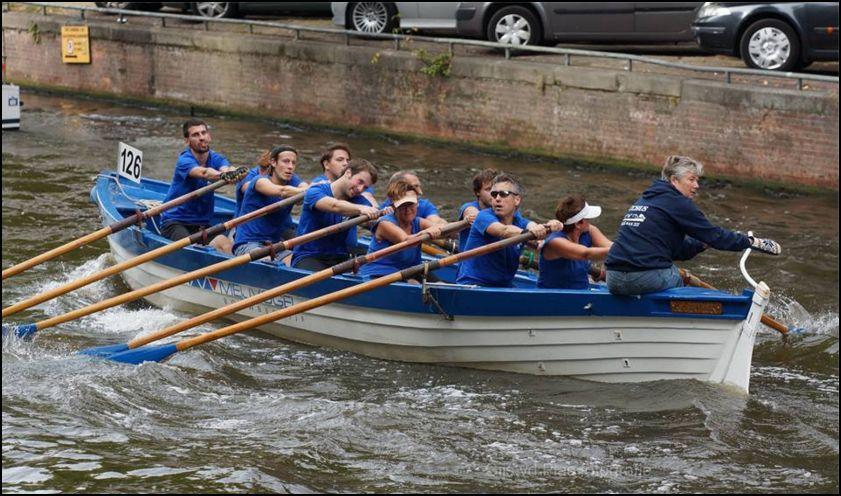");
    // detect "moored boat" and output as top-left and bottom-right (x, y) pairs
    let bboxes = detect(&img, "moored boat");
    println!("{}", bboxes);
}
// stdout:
(91, 172), (771, 393)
